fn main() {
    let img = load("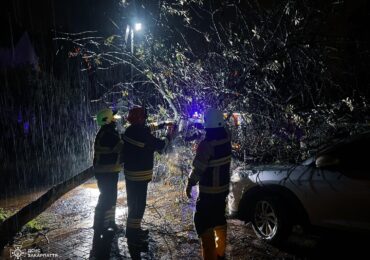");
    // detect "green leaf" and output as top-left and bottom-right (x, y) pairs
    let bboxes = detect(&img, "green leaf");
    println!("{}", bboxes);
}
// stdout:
(104, 35), (116, 46)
